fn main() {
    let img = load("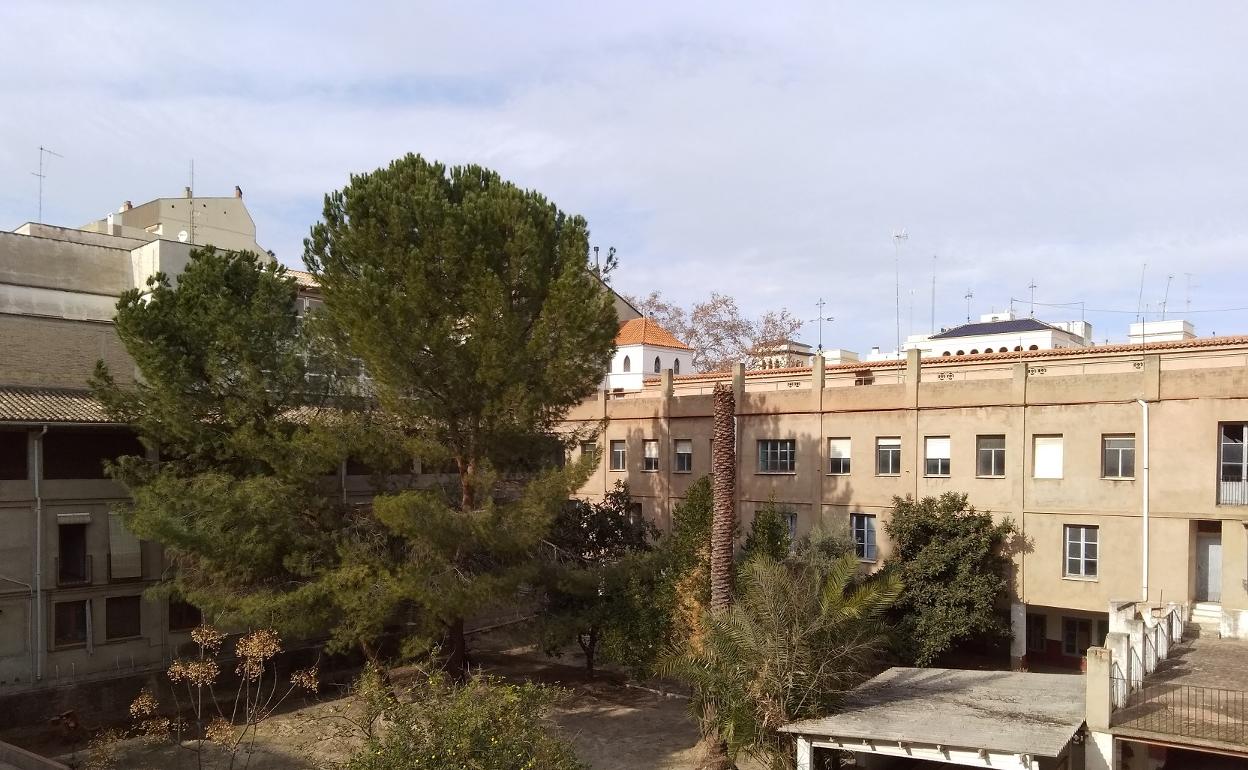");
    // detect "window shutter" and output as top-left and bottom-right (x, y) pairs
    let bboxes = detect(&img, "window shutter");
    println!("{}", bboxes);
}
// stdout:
(828, 438), (851, 459)
(109, 513), (142, 580)
(1034, 436), (1064, 479)
(925, 437), (950, 460)
(644, 441), (659, 460)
